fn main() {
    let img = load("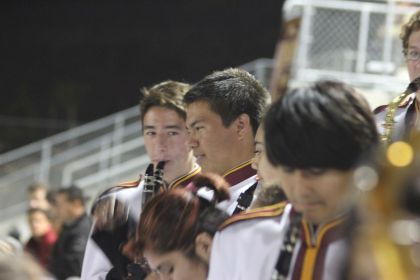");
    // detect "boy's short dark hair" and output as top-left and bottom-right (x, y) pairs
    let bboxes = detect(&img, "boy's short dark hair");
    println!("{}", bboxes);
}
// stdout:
(58, 185), (87, 205)
(184, 68), (270, 135)
(264, 80), (379, 170)
(139, 80), (191, 124)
